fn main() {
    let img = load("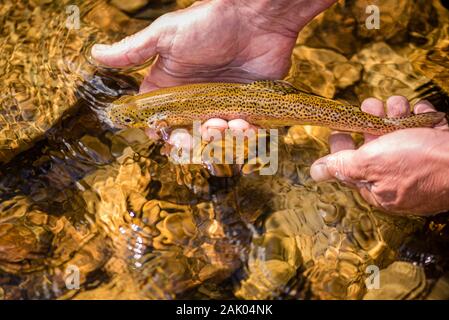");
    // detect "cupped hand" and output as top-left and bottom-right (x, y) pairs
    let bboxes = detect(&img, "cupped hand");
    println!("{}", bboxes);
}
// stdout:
(310, 96), (449, 216)
(92, 0), (298, 91)
(91, 0), (336, 143)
